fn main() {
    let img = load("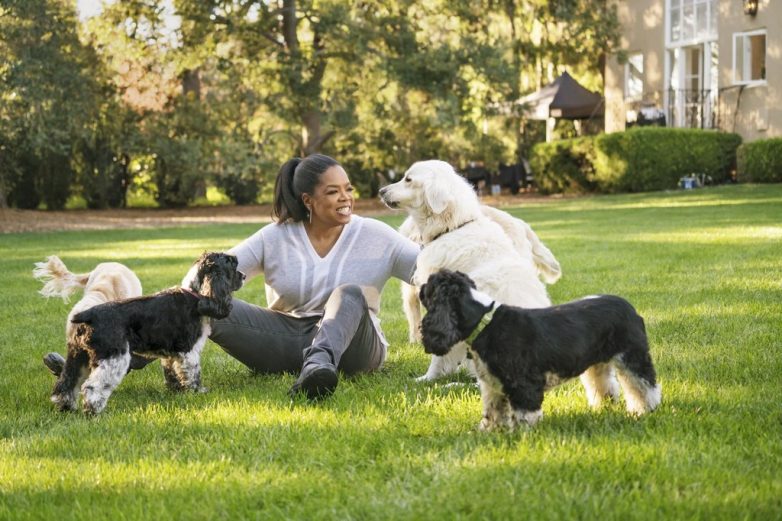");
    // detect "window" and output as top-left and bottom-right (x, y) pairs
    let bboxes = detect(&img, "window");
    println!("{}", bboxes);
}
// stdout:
(668, 0), (717, 45)
(733, 30), (766, 85)
(625, 53), (644, 100)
